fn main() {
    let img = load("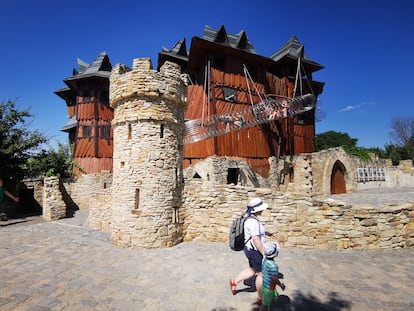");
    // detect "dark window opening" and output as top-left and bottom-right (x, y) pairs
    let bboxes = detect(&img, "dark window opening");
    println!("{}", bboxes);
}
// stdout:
(173, 207), (179, 224)
(83, 126), (92, 137)
(100, 125), (110, 139)
(193, 172), (201, 179)
(160, 124), (164, 138)
(135, 189), (140, 211)
(227, 168), (239, 185)
(289, 165), (294, 182)
(128, 124), (132, 140)
(223, 86), (237, 102)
